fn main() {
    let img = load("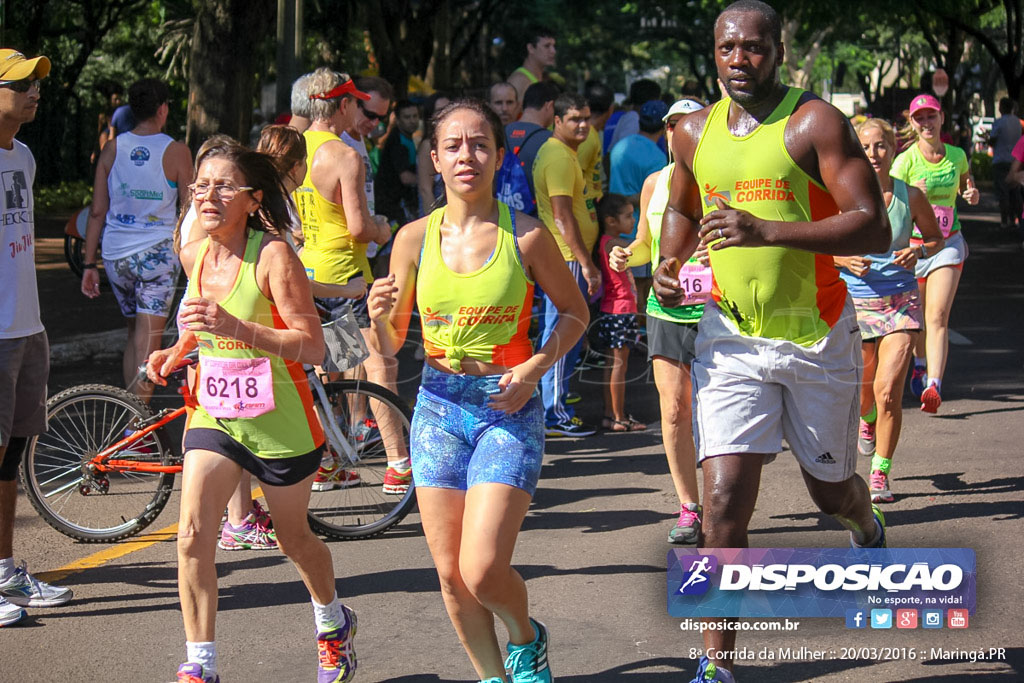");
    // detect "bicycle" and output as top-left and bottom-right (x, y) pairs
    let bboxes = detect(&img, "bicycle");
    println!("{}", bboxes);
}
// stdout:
(20, 354), (415, 543)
